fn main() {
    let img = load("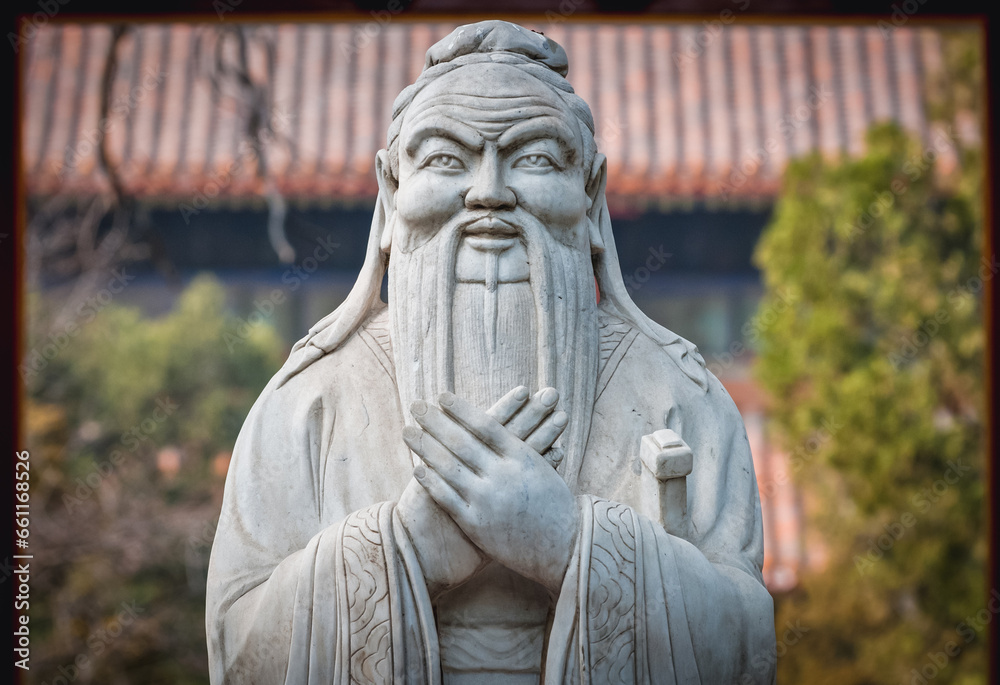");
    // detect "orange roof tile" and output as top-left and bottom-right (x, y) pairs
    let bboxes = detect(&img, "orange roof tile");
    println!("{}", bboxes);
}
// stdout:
(23, 21), (951, 208)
